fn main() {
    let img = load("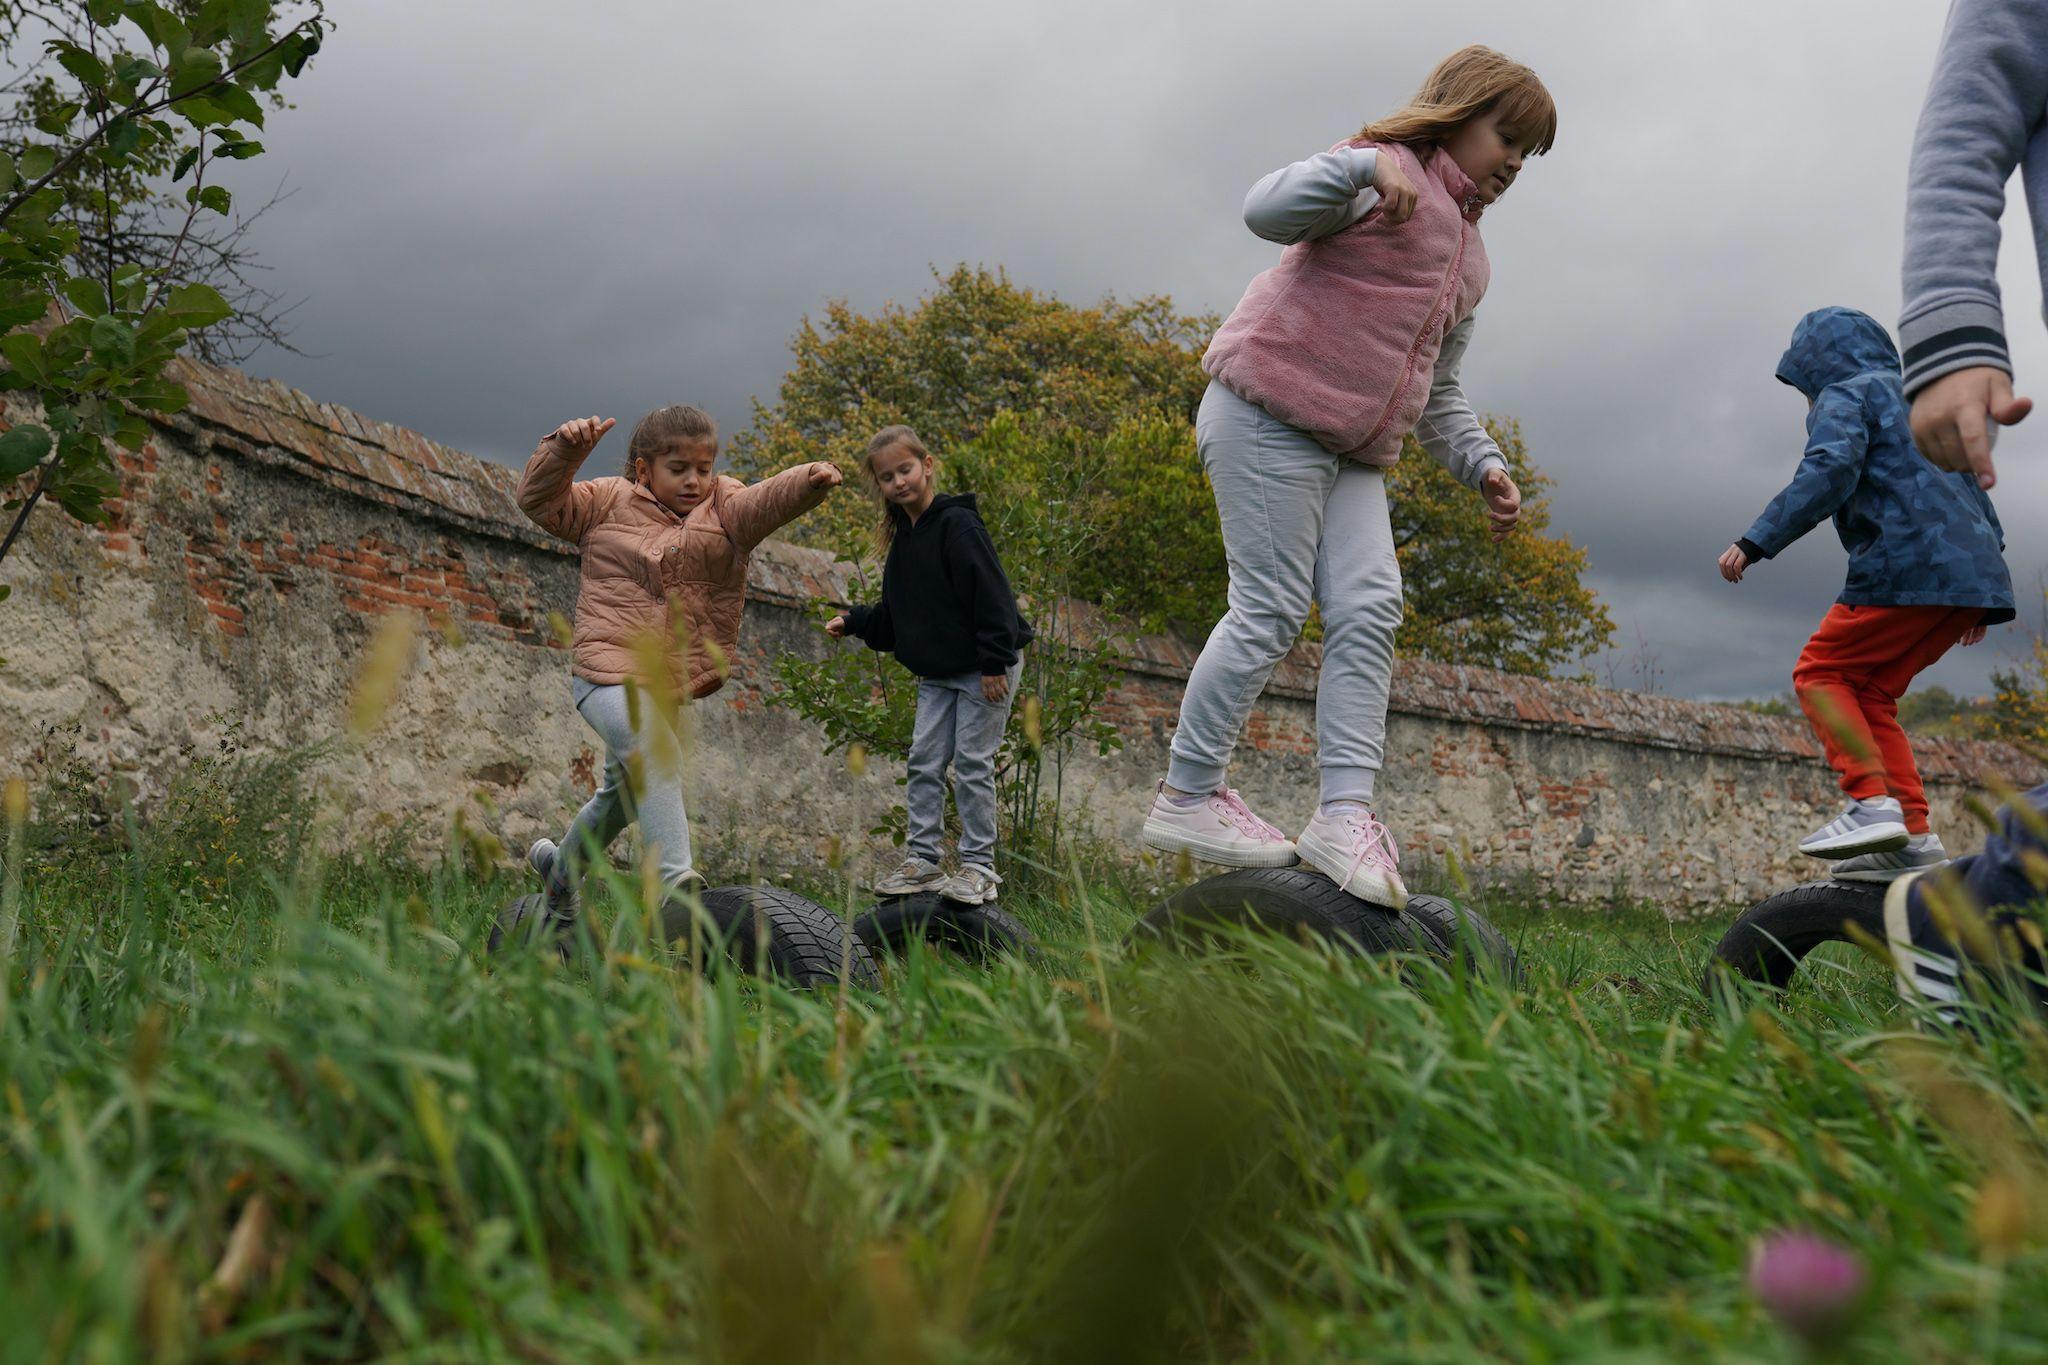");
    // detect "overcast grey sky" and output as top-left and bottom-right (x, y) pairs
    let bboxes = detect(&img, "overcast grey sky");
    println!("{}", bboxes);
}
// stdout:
(221, 0), (2048, 700)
